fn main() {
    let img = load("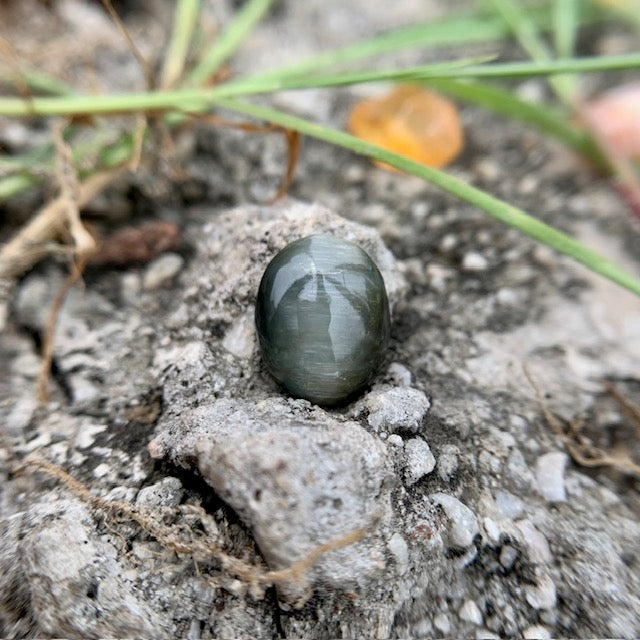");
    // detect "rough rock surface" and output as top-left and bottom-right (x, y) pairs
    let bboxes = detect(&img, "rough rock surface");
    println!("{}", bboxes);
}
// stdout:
(151, 397), (396, 603)
(1, 0), (640, 638)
